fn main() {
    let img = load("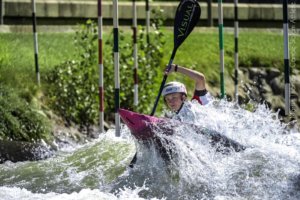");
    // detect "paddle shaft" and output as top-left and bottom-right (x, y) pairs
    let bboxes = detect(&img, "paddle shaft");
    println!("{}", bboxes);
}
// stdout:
(150, 49), (177, 116)
(150, 0), (200, 116)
